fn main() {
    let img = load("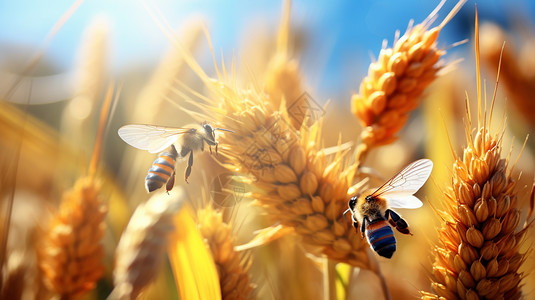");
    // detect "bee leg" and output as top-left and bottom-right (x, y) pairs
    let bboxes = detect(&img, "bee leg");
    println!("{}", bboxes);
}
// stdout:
(385, 209), (412, 235)
(361, 217), (370, 239)
(184, 150), (194, 183)
(215, 143), (218, 155)
(166, 170), (176, 194)
(353, 222), (360, 234)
